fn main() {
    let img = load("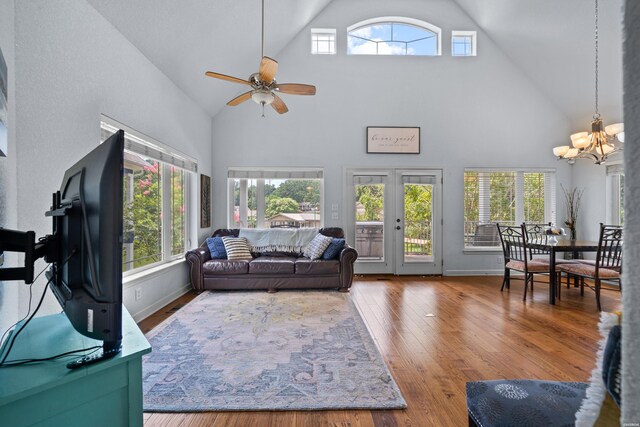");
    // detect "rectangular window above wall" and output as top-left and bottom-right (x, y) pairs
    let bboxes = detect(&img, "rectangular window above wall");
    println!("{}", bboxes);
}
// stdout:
(452, 30), (477, 56)
(311, 28), (336, 54)
(463, 168), (556, 250)
(101, 118), (197, 274)
(227, 168), (324, 229)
